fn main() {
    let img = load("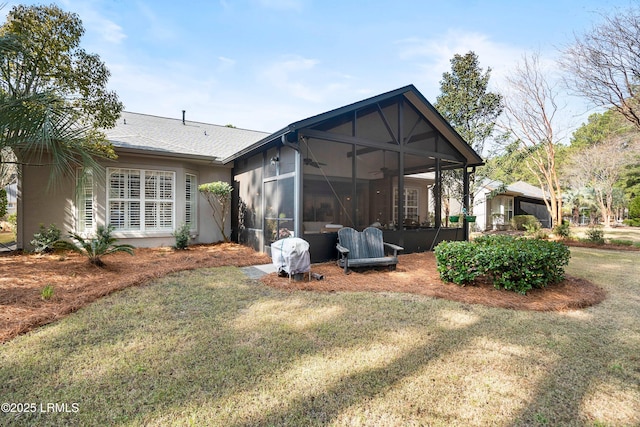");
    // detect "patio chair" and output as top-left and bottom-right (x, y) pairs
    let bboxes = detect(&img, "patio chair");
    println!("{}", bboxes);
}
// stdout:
(336, 227), (403, 273)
